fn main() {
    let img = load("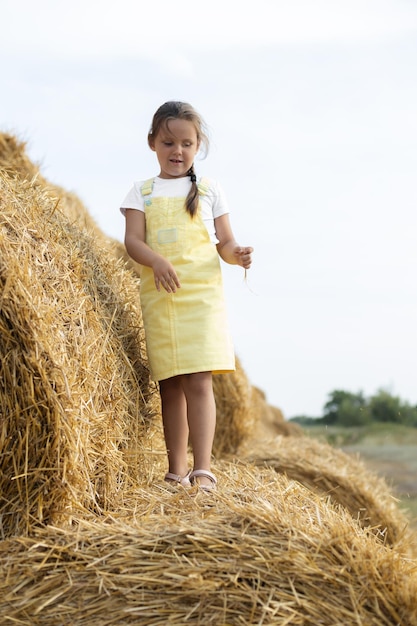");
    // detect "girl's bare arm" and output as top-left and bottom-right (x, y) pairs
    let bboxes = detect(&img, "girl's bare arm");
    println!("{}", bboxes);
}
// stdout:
(215, 214), (253, 268)
(124, 209), (180, 292)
